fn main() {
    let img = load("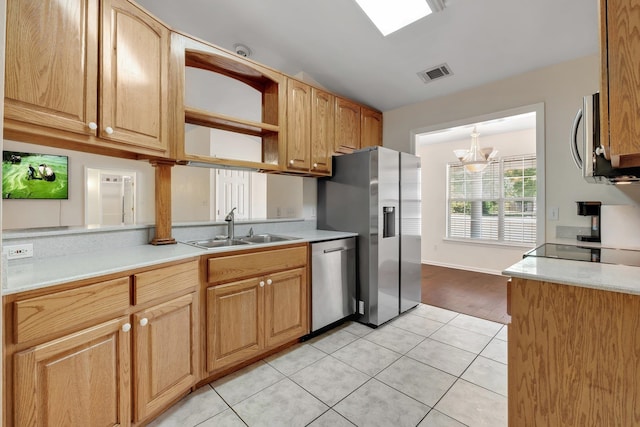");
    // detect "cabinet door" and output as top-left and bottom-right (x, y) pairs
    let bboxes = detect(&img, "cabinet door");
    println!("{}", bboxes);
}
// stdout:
(133, 293), (198, 422)
(101, 0), (169, 153)
(334, 97), (361, 154)
(207, 278), (264, 372)
(601, 0), (640, 167)
(361, 108), (382, 148)
(286, 79), (312, 171)
(13, 317), (131, 427)
(4, 0), (99, 135)
(311, 88), (334, 174)
(264, 267), (308, 348)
